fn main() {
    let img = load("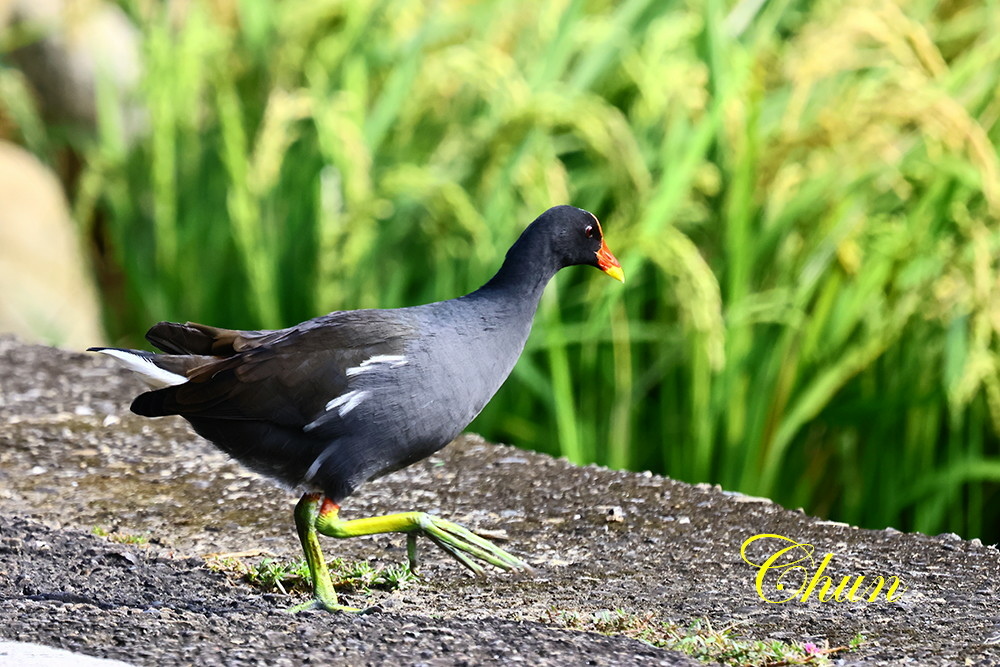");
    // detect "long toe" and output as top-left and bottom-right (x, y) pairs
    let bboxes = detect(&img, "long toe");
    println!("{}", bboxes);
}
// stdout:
(419, 514), (533, 575)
